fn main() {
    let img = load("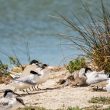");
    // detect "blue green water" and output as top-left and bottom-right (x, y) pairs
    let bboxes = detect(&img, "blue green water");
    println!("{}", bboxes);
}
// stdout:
(0, 0), (110, 65)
